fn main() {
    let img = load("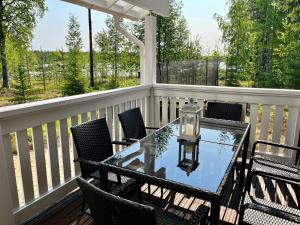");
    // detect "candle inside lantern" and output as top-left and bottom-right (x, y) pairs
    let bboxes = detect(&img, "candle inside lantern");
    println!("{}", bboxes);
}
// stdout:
(185, 124), (194, 136)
